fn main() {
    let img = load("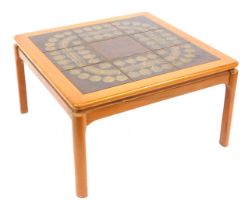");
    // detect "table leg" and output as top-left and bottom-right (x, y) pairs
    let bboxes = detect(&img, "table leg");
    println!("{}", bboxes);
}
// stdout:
(14, 44), (28, 114)
(220, 69), (238, 147)
(72, 114), (88, 198)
